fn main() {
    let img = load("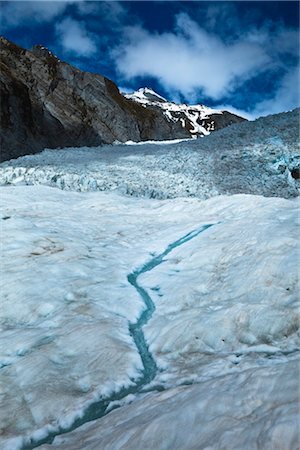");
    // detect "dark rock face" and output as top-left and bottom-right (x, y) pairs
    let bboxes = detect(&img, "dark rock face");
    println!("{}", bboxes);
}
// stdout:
(0, 38), (190, 161)
(0, 38), (246, 162)
(206, 111), (246, 131)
